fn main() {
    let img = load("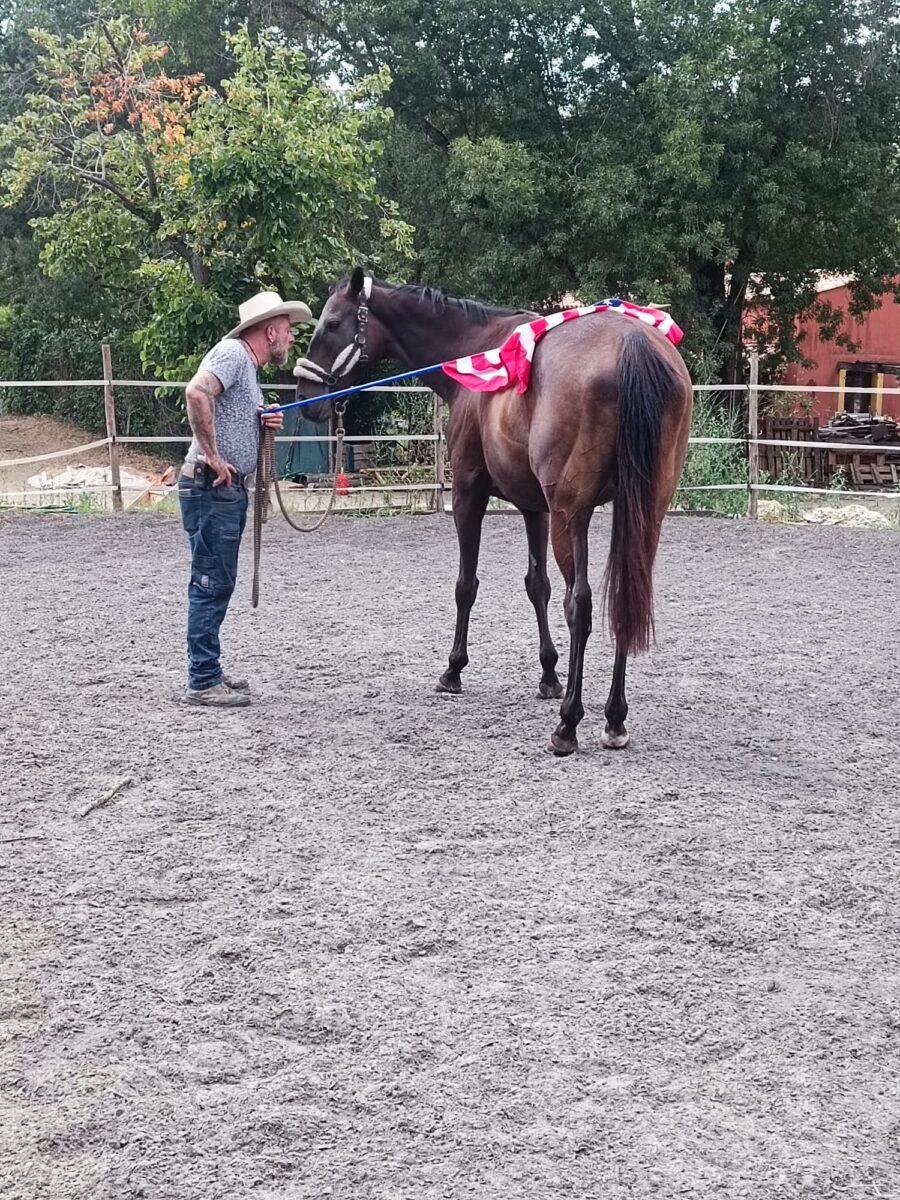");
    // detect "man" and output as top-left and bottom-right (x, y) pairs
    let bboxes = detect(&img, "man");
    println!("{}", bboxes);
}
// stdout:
(178, 290), (313, 707)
